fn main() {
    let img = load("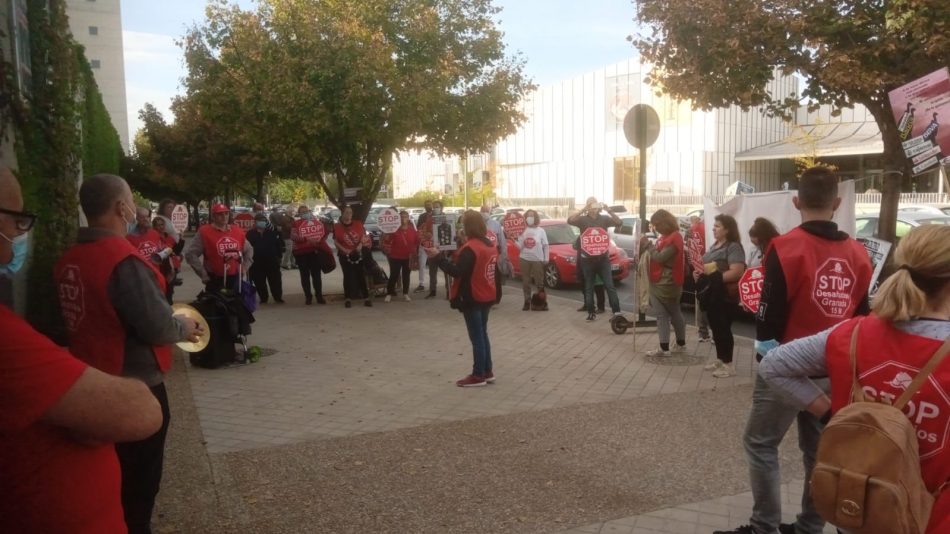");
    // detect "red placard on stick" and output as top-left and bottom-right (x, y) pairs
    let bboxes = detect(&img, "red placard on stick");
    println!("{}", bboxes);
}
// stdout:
(579, 227), (610, 256)
(234, 213), (255, 231)
(738, 266), (765, 313)
(502, 212), (526, 240)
